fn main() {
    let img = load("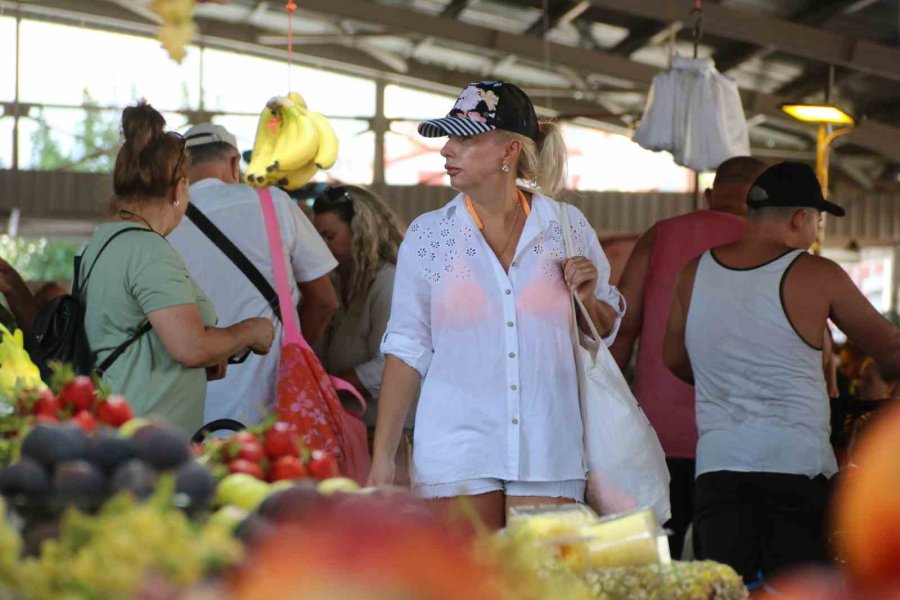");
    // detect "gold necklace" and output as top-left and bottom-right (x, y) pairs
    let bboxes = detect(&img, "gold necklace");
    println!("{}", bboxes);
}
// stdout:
(490, 203), (522, 259)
